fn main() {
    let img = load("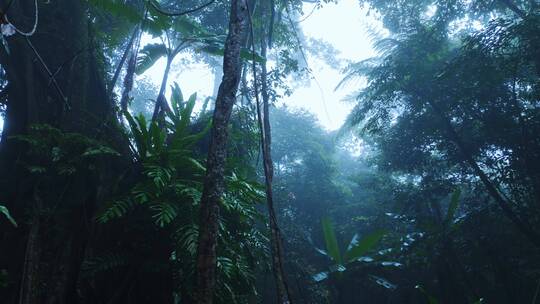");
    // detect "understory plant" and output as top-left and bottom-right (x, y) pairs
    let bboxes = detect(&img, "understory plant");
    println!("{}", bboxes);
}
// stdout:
(95, 84), (268, 303)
